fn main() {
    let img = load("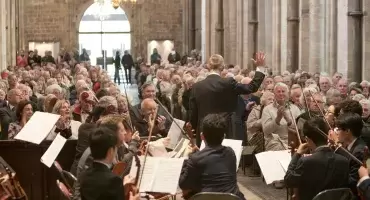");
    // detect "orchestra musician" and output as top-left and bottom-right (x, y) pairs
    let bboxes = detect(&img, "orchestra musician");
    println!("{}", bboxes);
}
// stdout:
(334, 112), (367, 200)
(79, 126), (139, 200)
(358, 166), (370, 200)
(335, 100), (370, 149)
(284, 117), (350, 200)
(130, 82), (171, 136)
(189, 53), (267, 147)
(179, 113), (245, 200)
(131, 98), (170, 137)
(72, 115), (139, 200)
